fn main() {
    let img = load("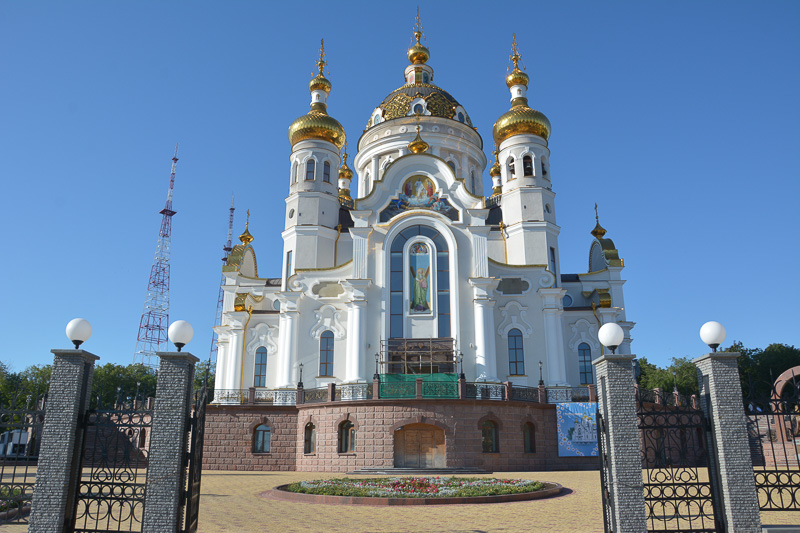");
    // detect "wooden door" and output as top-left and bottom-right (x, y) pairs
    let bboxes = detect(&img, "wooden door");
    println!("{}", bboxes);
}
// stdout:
(394, 424), (445, 468)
